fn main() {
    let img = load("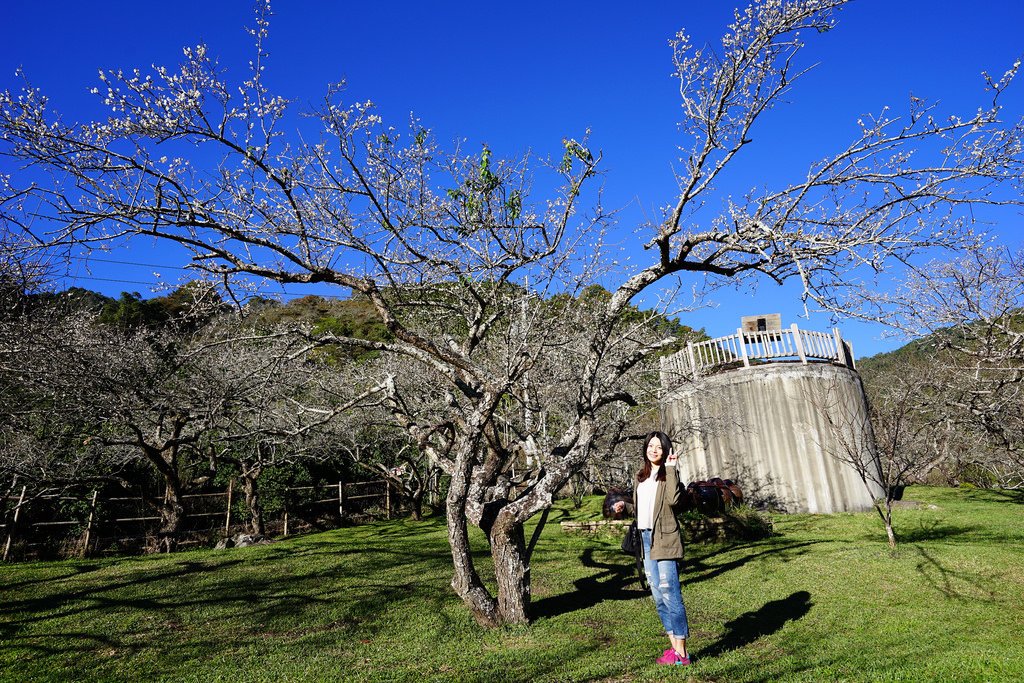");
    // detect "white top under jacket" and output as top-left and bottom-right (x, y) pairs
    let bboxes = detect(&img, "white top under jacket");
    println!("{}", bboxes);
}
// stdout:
(636, 474), (658, 530)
